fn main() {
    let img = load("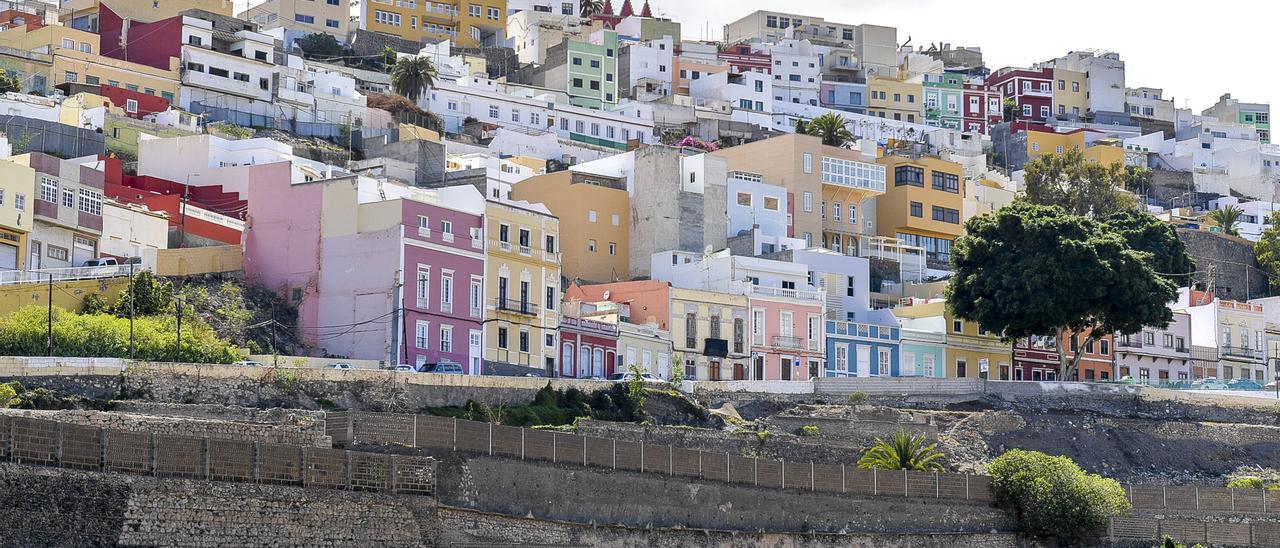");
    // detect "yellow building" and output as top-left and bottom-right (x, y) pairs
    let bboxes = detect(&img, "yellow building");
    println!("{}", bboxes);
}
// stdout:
(63, 0), (233, 26)
(896, 300), (1011, 379)
(0, 159), (35, 271)
(670, 287), (749, 381)
(510, 170), (630, 284)
(484, 198), (561, 375)
(0, 23), (181, 102)
(868, 76), (924, 123)
(361, 0), (507, 49)
(1052, 68), (1087, 119)
(875, 154), (965, 266)
(239, 0), (354, 43)
(1026, 128), (1127, 166)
